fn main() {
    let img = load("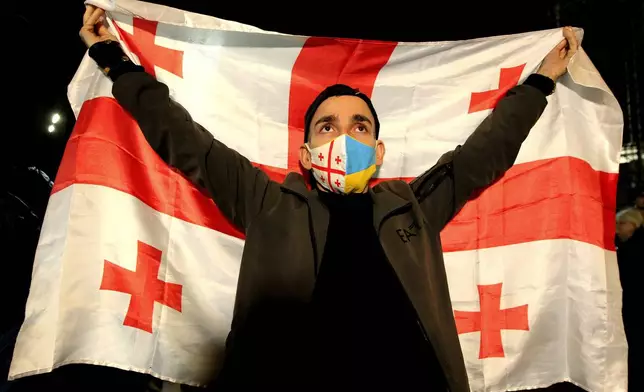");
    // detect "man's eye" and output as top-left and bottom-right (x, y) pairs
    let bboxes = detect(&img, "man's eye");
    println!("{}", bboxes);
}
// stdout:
(356, 125), (368, 132)
(321, 125), (333, 132)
